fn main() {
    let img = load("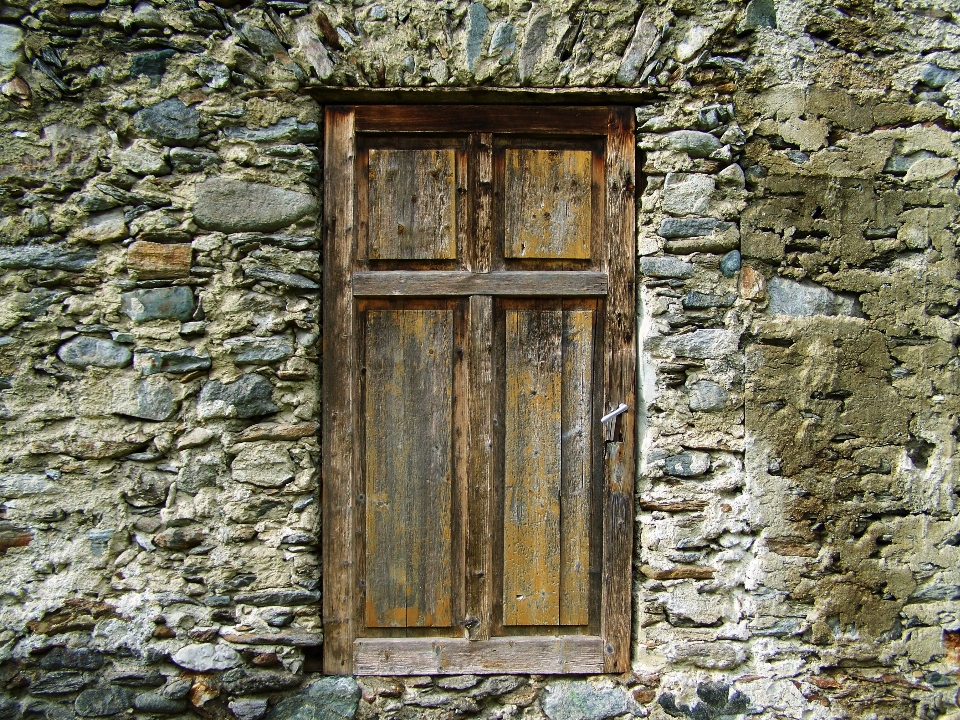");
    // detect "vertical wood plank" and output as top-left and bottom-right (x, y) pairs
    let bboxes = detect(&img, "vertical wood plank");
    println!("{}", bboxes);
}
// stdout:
(503, 306), (563, 626)
(504, 149), (592, 260)
(322, 106), (356, 674)
(365, 309), (454, 629)
(560, 309), (593, 626)
(469, 133), (493, 274)
(465, 295), (493, 640)
(369, 149), (457, 260)
(600, 106), (637, 672)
